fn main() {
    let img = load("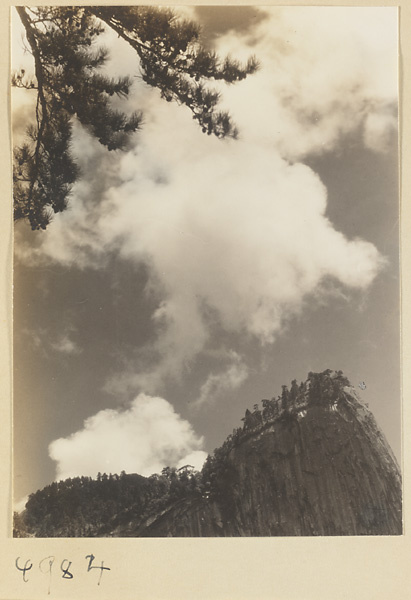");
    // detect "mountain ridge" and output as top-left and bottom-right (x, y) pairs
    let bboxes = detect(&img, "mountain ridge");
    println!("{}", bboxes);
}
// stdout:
(14, 369), (402, 537)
